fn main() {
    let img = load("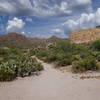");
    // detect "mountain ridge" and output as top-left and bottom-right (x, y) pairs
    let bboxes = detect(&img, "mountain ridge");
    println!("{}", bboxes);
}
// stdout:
(0, 32), (64, 48)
